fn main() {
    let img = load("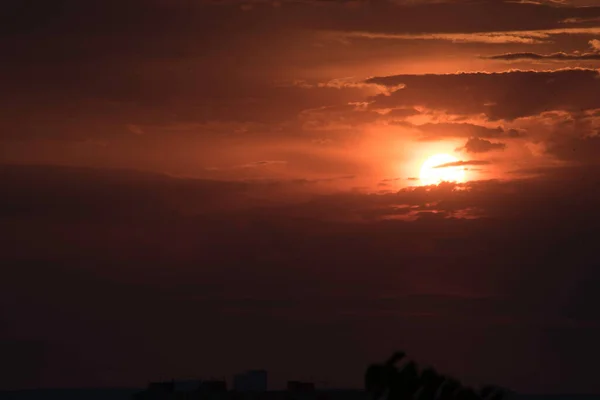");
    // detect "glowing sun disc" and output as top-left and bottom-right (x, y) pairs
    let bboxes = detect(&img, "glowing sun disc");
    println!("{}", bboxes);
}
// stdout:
(419, 153), (465, 186)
